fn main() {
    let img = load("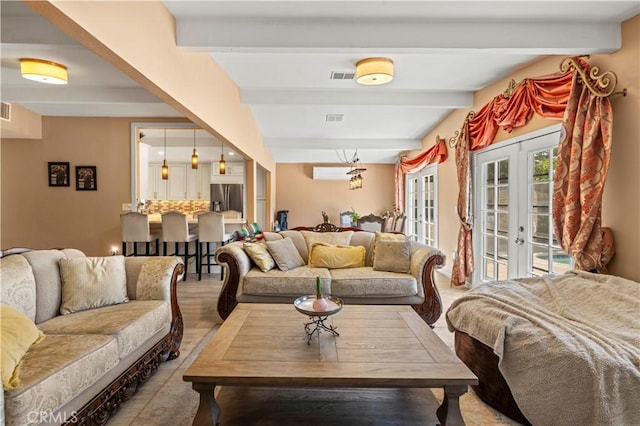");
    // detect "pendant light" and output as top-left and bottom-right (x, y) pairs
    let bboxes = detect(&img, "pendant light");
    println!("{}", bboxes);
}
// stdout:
(219, 140), (226, 175)
(161, 129), (169, 180)
(191, 128), (199, 169)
